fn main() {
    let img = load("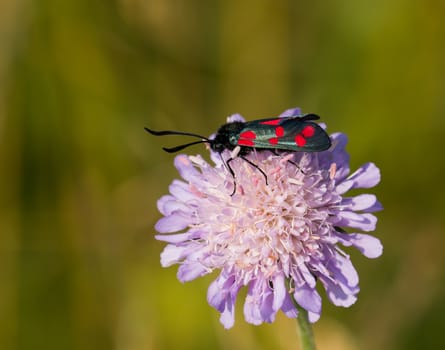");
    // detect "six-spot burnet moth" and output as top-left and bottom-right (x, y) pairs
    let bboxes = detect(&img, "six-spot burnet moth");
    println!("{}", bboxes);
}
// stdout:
(145, 113), (331, 195)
